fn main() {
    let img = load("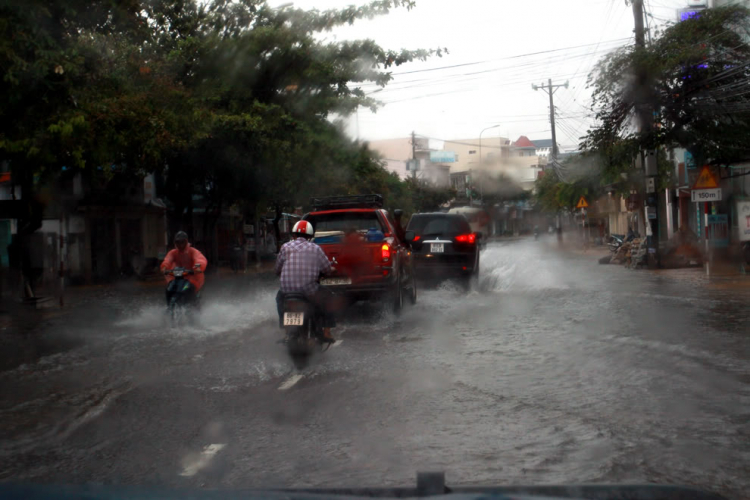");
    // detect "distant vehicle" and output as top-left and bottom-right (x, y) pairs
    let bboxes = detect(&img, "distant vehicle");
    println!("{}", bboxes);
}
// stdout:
(447, 206), (491, 242)
(303, 195), (416, 314)
(405, 212), (481, 289)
